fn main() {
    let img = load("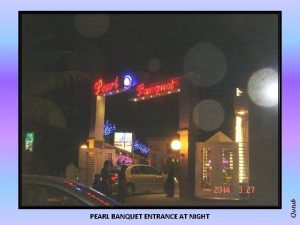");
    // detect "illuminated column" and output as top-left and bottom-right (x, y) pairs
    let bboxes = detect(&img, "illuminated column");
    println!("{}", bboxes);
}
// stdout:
(177, 130), (189, 197)
(234, 88), (249, 184)
(178, 79), (198, 198)
(95, 95), (106, 142)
